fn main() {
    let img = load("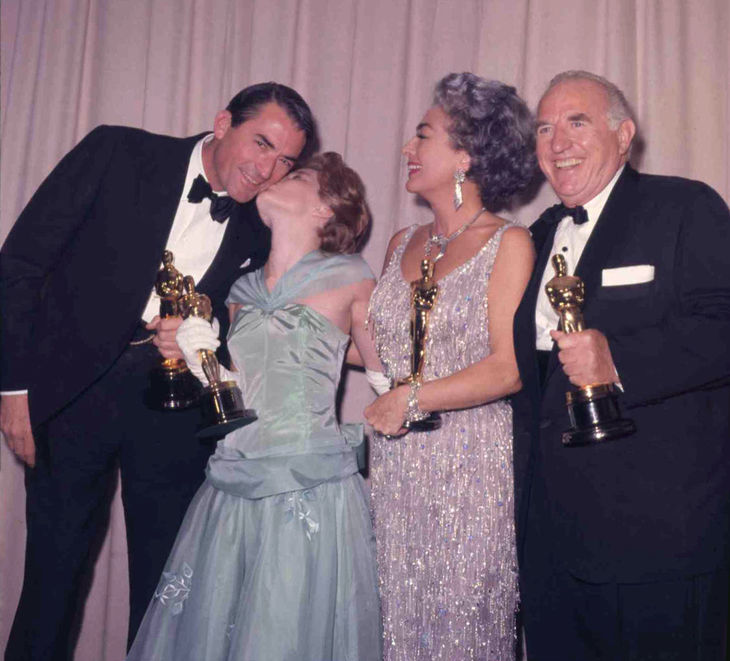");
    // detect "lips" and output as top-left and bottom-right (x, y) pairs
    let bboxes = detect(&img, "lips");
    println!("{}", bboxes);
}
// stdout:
(240, 169), (263, 188)
(554, 158), (583, 169)
(407, 162), (421, 176)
